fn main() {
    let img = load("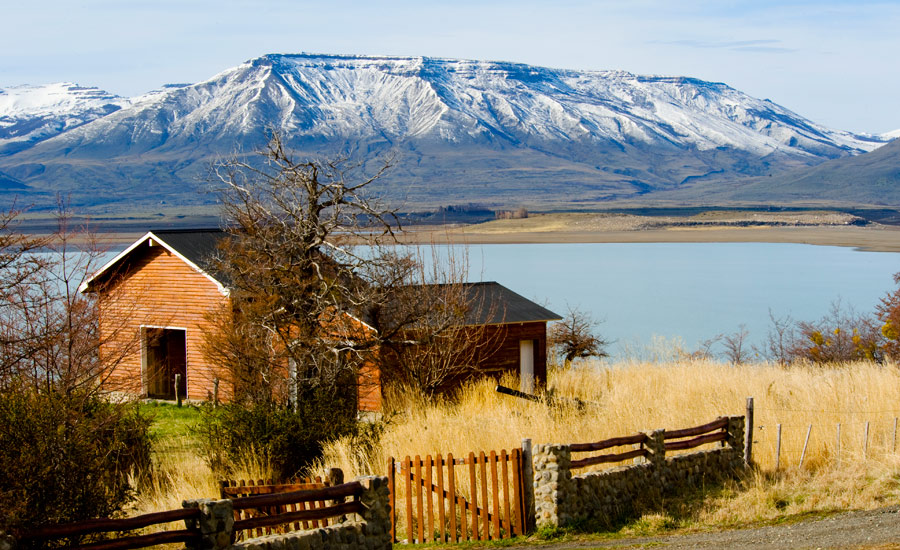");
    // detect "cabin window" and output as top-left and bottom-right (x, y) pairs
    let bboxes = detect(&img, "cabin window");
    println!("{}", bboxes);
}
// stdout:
(143, 327), (187, 400)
